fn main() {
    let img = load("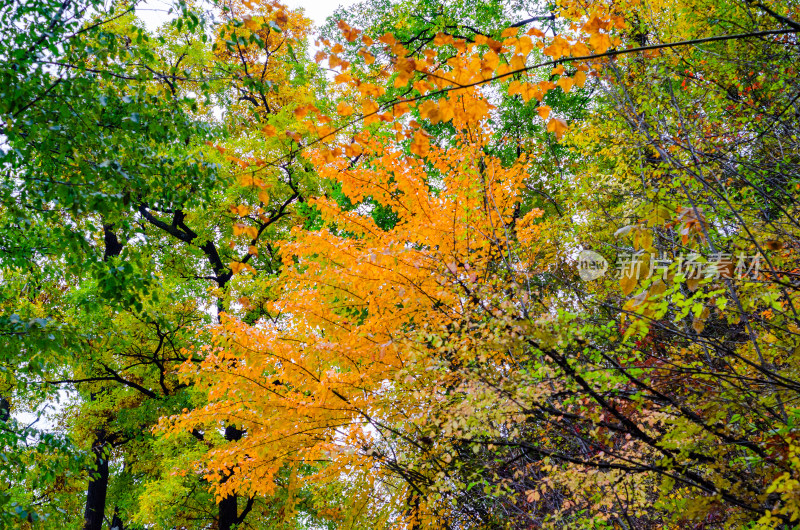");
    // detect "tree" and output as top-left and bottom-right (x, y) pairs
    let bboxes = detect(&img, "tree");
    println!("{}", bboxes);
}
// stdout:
(165, 0), (800, 527)
(1, 0), (325, 527)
